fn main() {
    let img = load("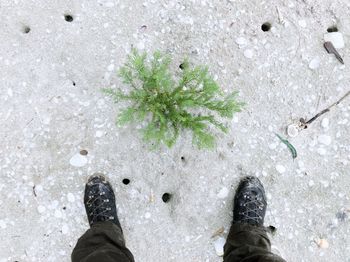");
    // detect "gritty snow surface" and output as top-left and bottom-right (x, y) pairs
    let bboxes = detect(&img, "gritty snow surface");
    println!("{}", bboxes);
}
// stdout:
(0, 0), (350, 261)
